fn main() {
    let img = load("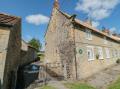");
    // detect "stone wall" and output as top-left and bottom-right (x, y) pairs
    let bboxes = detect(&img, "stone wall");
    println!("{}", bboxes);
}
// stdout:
(45, 4), (120, 80)
(45, 8), (77, 79)
(20, 46), (37, 66)
(2, 20), (21, 89)
(0, 27), (10, 89)
(74, 24), (120, 80)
